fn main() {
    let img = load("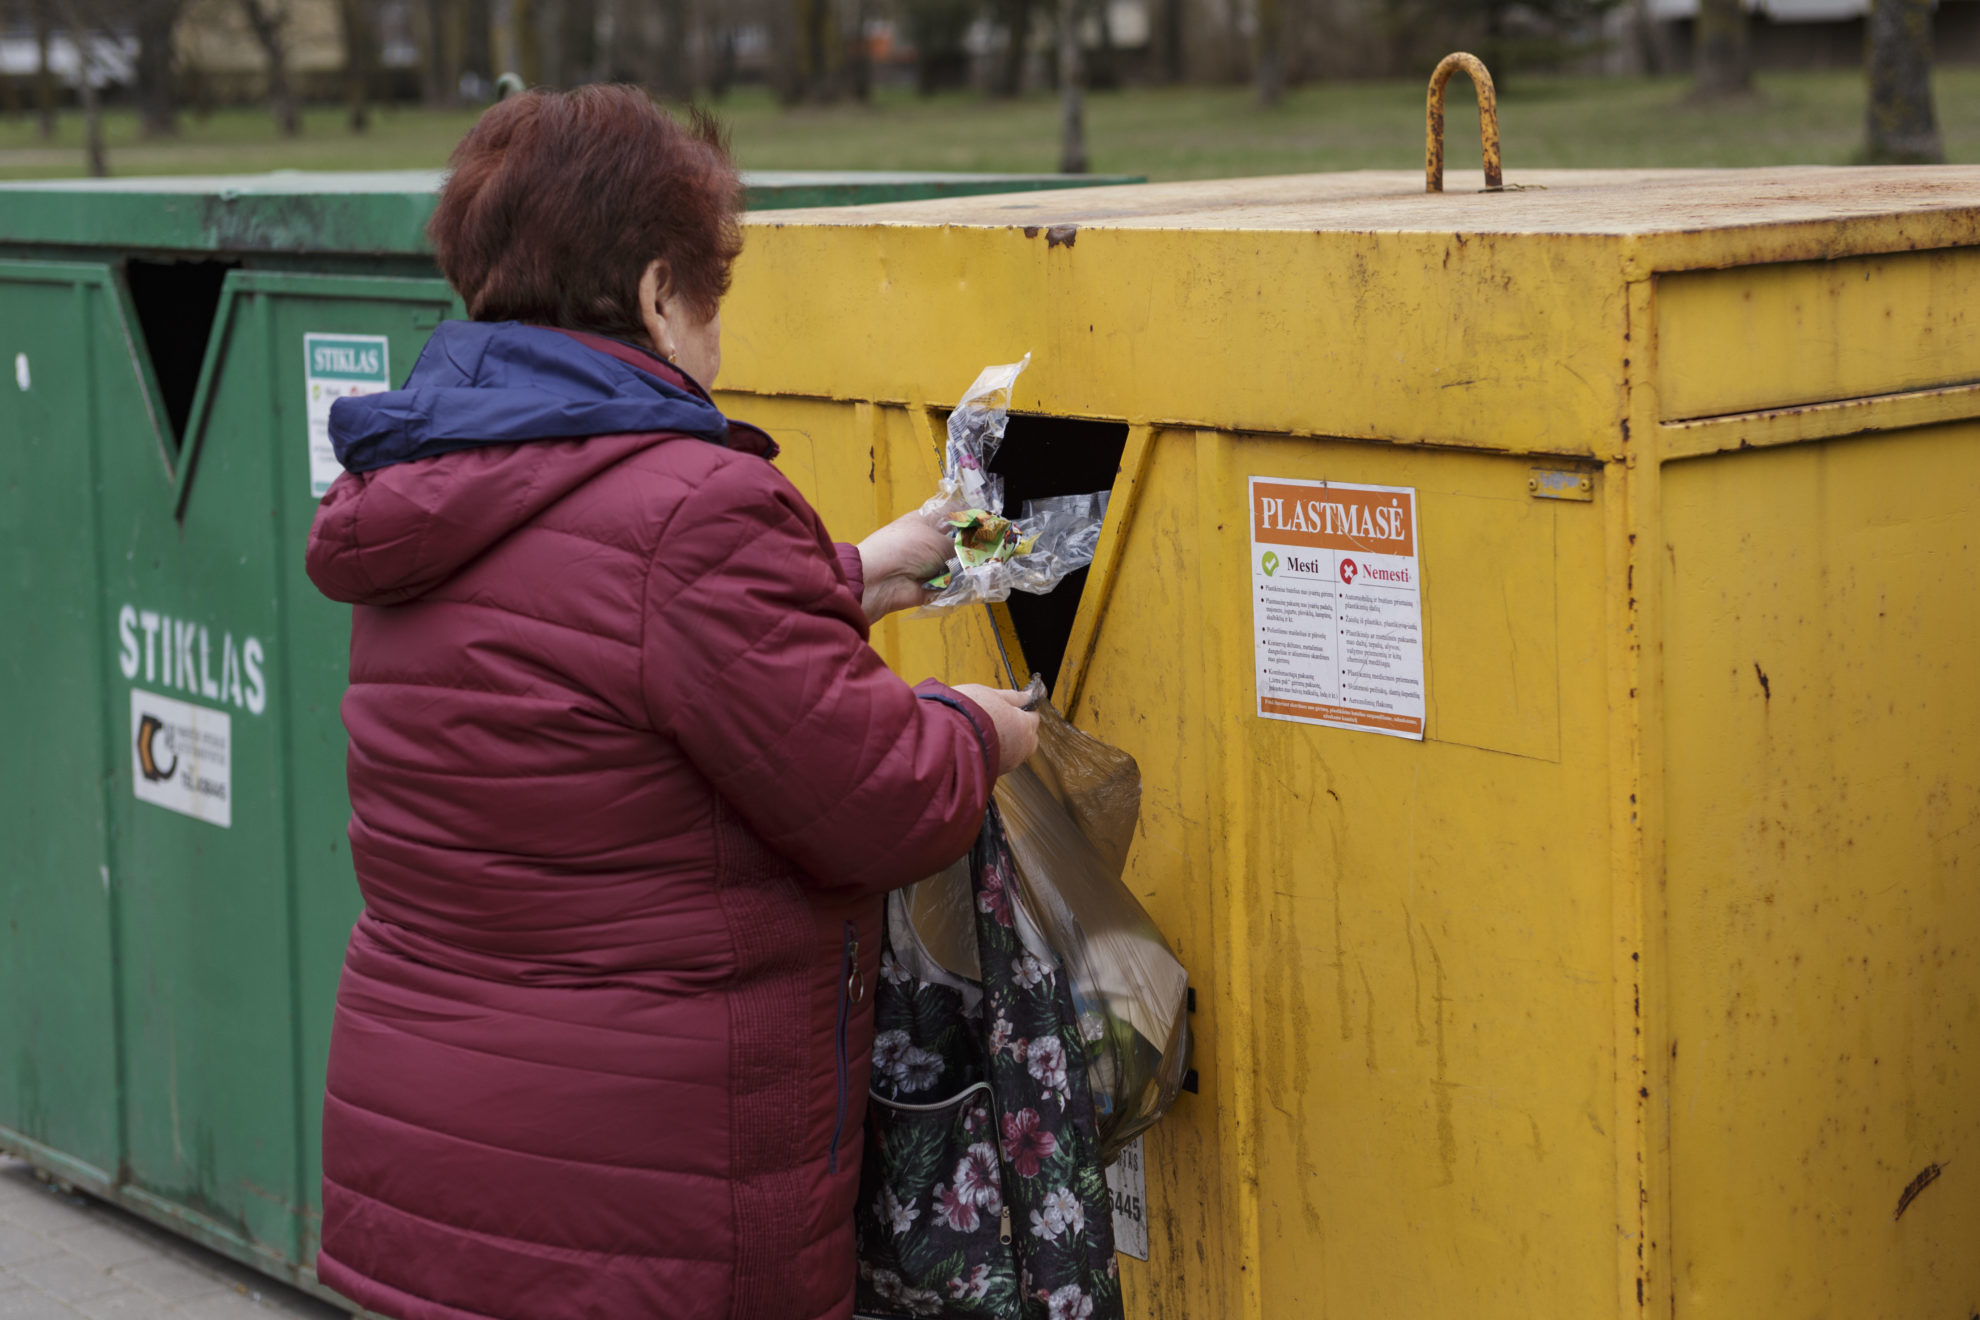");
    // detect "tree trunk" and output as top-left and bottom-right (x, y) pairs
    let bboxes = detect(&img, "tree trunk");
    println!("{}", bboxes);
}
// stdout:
(905, 0), (969, 95)
(1254, 0), (1284, 106)
(462, 0), (493, 88)
(132, 0), (181, 137)
(340, 0), (374, 131)
(421, 0), (458, 103)
(800, 0), (840, 101)
(513, 0), (540, 86)
(1156, 0), (1184, 81)
(241, 0), (301, 134)
(771, 0), (801, 102)
(61, 3), (107, 175)
(708, 17), (736, 98)
(1056, 0), (1085, 172)
(655, 0), (688, 97)
(847, 0), (872, 102)
(1085, 0), (1117, 90)
(33, 0), (56, 140)
(1692, 0), (1751, 97)
(1631, 0), (1669, 76)
(994, 0), (1030, 96)
(1864, 0), (1943, 162)
(553, 0), (594, 86)
(78, 58), (106, 176)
